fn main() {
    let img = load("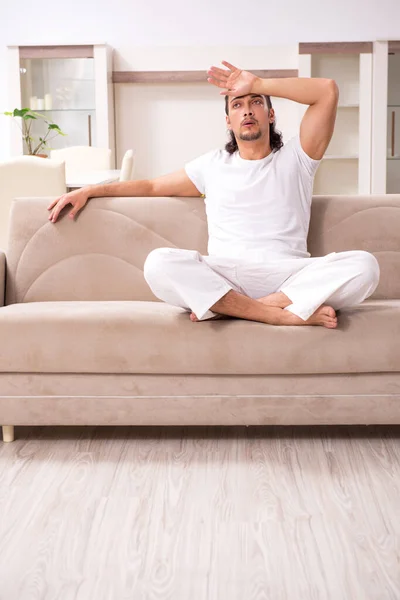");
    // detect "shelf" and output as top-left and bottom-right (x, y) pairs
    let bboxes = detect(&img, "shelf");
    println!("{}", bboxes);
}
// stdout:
(31, 109), (95, 112)
(323, 155), (359, 160)
(388, 105), (400, 108)
(338, 104), (359, 108)
(387, 157), (400, 160)
(112, 69), (298, 84)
